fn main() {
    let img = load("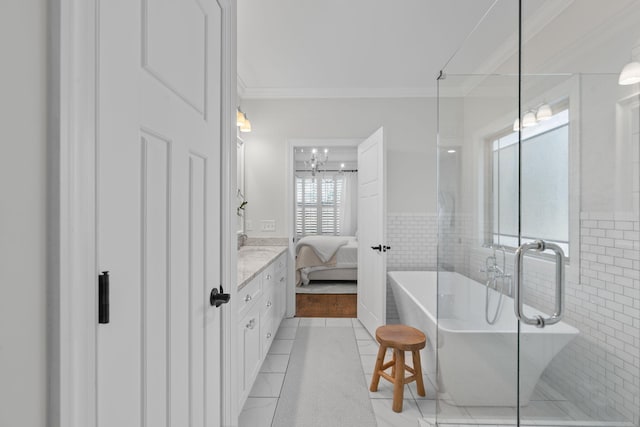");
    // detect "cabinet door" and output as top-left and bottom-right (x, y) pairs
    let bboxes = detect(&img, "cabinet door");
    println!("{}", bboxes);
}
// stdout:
(238, 311), (261, 407)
